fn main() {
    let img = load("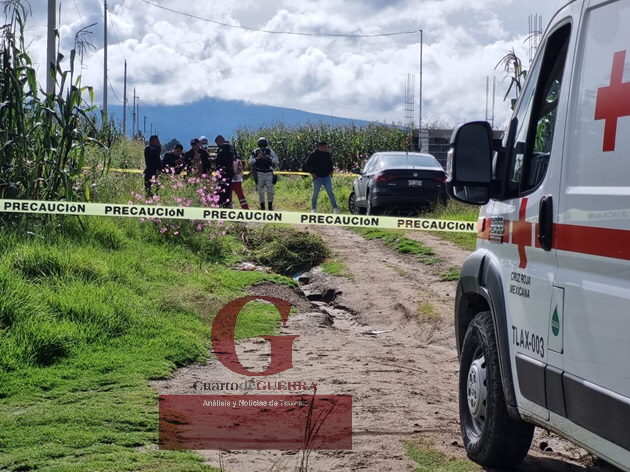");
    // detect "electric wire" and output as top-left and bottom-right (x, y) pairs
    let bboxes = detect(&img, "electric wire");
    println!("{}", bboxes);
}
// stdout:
(137, 0), (420, 38)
